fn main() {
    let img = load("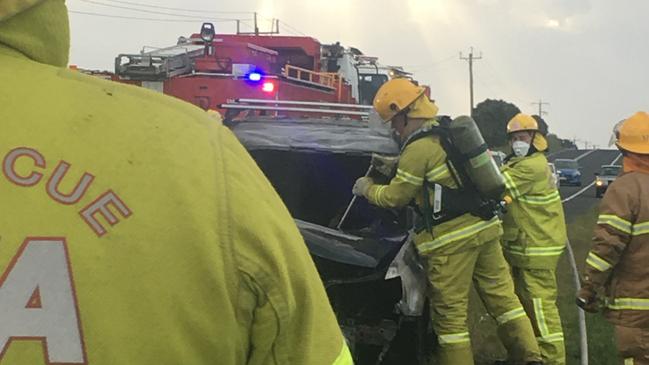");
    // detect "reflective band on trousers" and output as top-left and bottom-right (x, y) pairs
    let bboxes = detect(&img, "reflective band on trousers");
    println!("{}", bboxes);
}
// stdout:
(518, 190), (561, 205)
(496, 307), (527, 325)
(608, 298), (649, 311)
(395, 168), (423, 186)
(536, 333), (564, 343)
(417, 217), (500, 254)
(533, 298), (550, 337)
(586, 252), (613, 272)
(438, 332), (470, 345)
(332, 339), (353, 365)
(504, 244), (565, 257)
(598, 215), (649, 236)
(532, 298), (564, 343)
